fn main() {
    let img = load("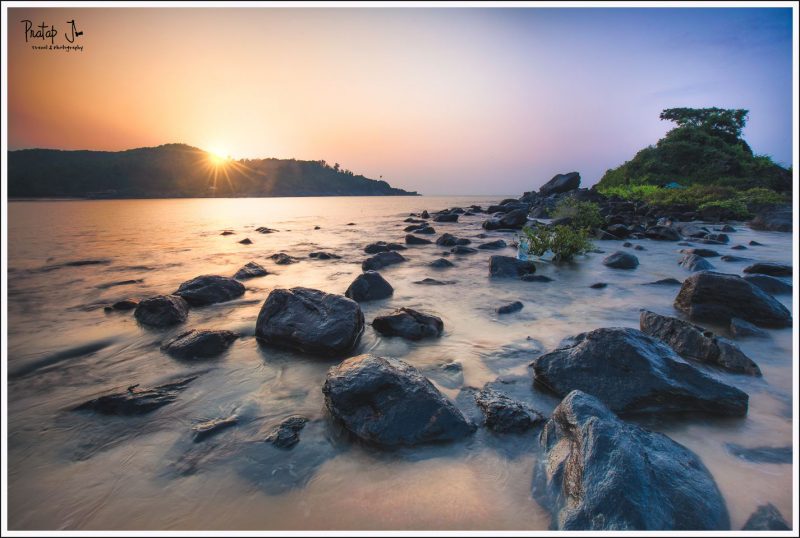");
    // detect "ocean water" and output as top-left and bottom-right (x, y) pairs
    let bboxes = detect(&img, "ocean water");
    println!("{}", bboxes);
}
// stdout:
(6, 196), (794, 530)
